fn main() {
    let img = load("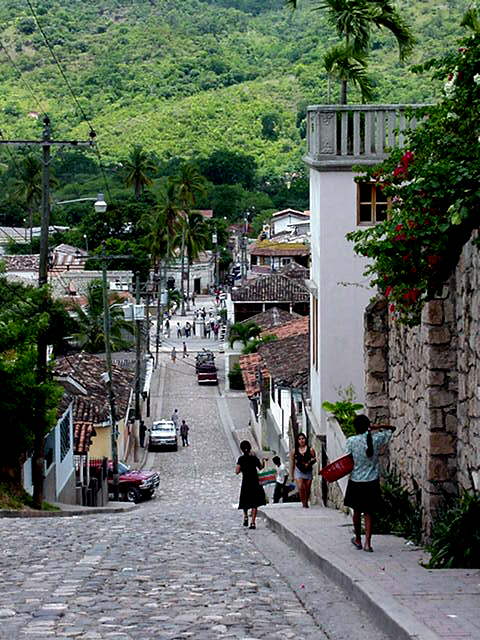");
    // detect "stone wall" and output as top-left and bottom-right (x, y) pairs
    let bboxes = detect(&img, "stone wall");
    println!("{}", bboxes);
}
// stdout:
(364, 232), (480, 532)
